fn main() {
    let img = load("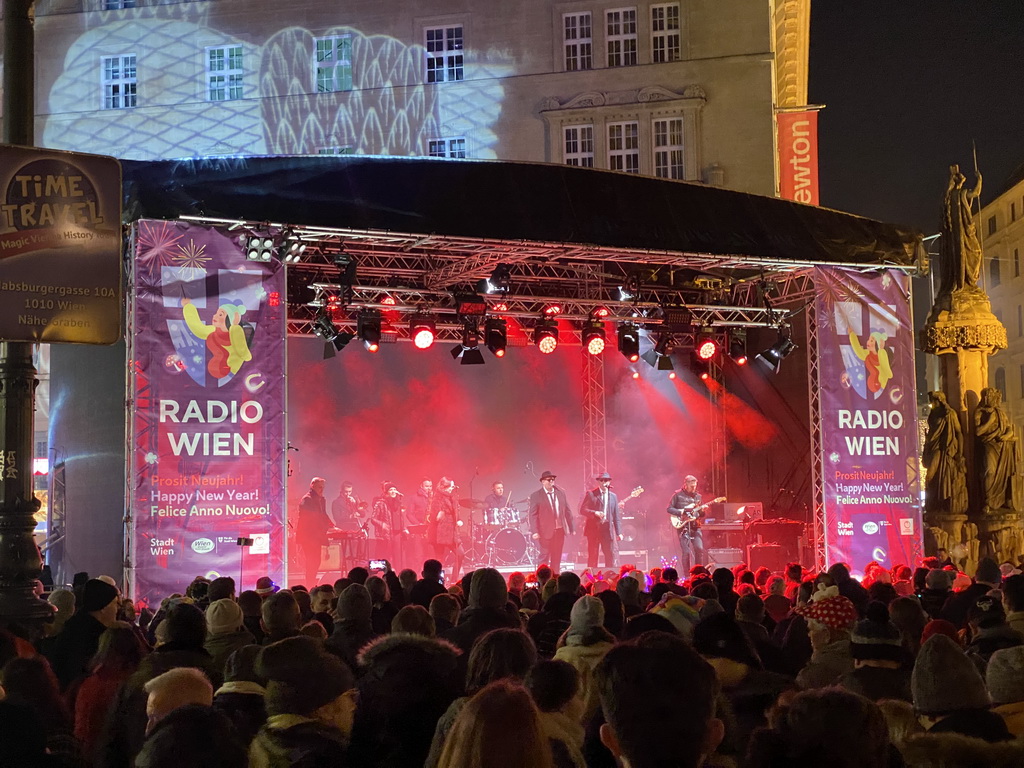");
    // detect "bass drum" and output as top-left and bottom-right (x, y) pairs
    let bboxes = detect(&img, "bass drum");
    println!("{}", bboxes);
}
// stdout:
(488, 527), (528, 566)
